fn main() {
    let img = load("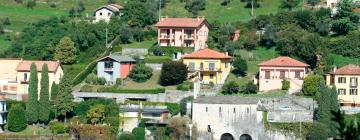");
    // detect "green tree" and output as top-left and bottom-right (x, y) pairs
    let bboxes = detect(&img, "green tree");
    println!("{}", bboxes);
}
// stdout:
(185, 0), (206, 15)
(26, 0), (36, 9)
(86, 104), (106, 124)
(232, 56), (248, 76)
(54, 36), (77, 64)
(53, 76), (75, 122)
(132, 127), (145, 140)
(281, 0), (300, 11)
(167, 117), (188, 140)
(281, 79), (290, 90)
(306, 122), (329, 140)
(331, 0), (359, 35)
(118, 132), (135, 140)
(129, 63), (153, 82)
(7, 104), (27, 132)
(132, 27), (144, 42)
(302, 74), (322, 96)
(39, 64), (50, 124)
(26, 63), (39, 124)
(242, 82), (258, 94)
(160, 61), (187, 86)
(332, 110), (360, 139)
(50, 82), (59, 100)
(260, 23), (277, 47)
(119, 24), (132, 44)
(123, 0), (157, 27)
(316, 79), (333, 137)
(69, 7), (76, 17)
(307, 0), (320, 8)
(222, 81), (240, 94)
